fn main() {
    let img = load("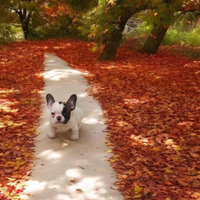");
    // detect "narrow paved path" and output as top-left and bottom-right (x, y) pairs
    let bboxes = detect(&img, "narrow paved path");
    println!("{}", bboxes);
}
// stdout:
(21, 54), (123, 200)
